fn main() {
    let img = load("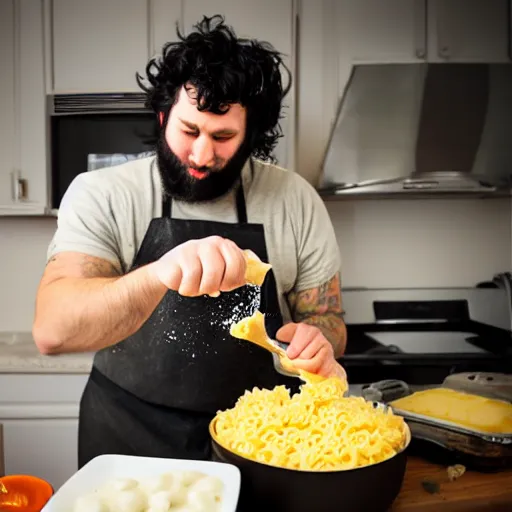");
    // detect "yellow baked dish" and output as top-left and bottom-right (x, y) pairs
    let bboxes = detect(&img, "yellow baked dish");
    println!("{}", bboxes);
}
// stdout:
(390, 387), (512, 434)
